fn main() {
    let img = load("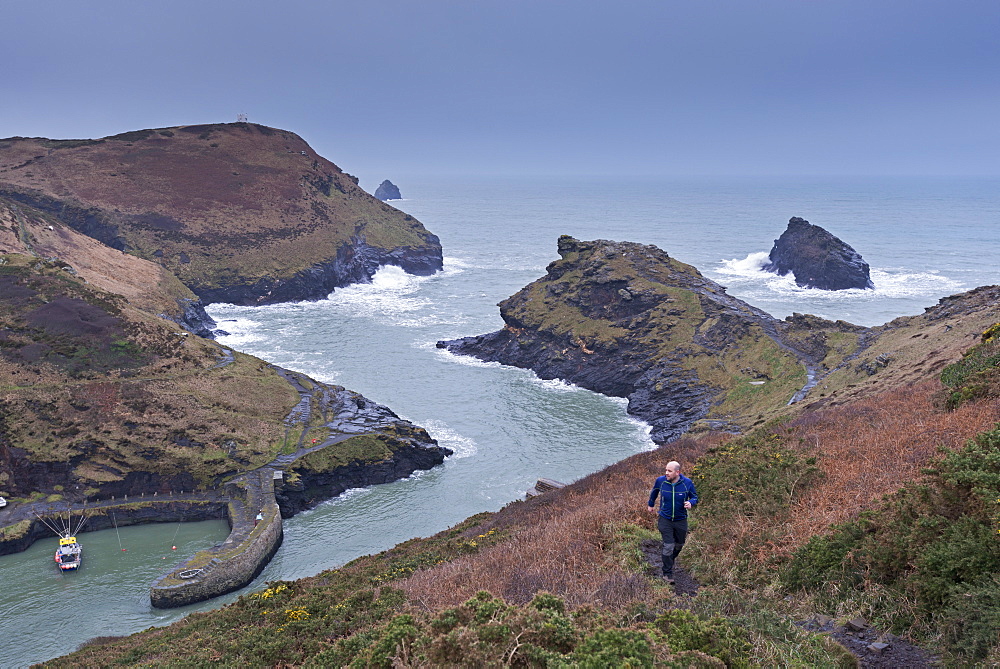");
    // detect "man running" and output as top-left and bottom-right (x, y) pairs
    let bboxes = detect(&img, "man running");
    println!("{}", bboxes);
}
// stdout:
(647, 460), (698, 584)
